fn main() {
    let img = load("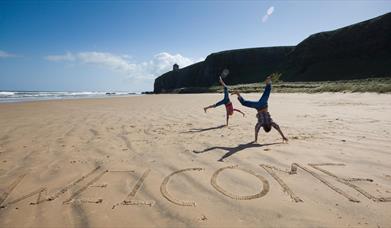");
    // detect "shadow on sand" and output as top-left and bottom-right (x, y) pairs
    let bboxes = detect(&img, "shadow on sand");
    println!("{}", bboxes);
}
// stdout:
(193, 142), (282, 162)
(182, 124), (226, 133)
